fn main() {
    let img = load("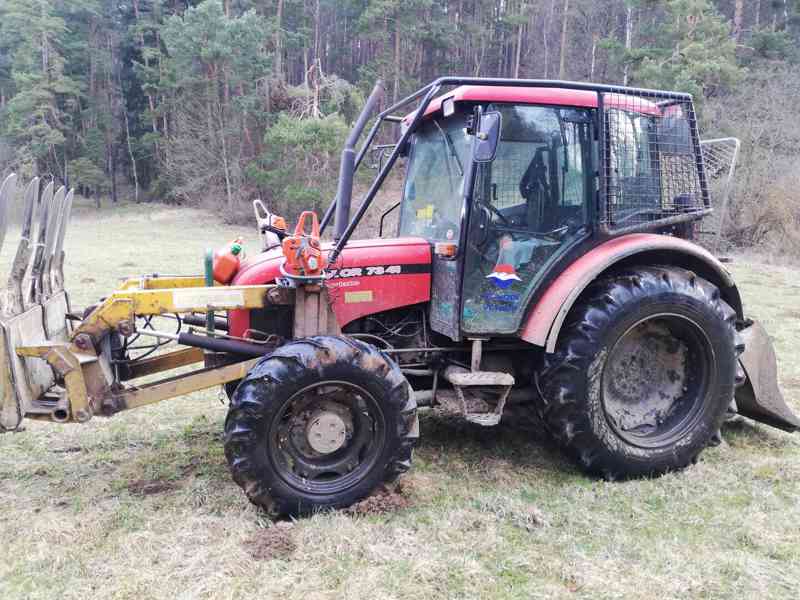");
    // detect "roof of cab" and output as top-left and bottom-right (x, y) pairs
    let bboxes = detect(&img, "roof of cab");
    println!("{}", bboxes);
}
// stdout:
(403, 85), (662, 122)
